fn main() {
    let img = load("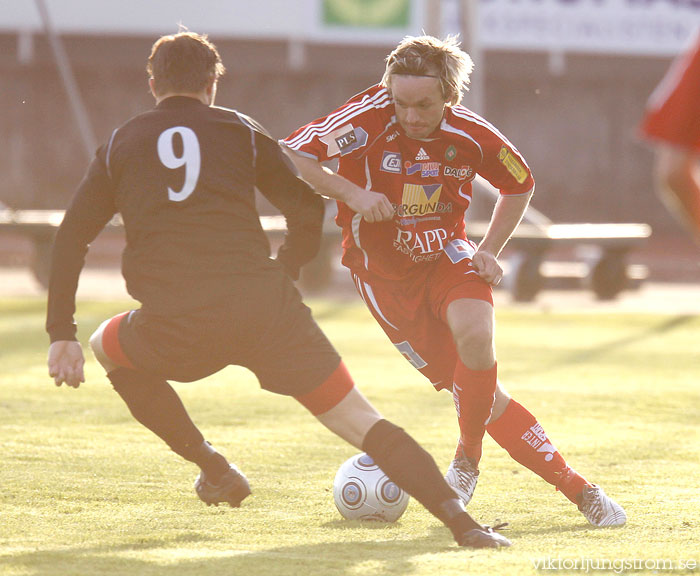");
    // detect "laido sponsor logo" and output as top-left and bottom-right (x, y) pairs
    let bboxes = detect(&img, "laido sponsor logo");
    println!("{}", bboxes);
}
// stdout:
(444, 165), (474, 181)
